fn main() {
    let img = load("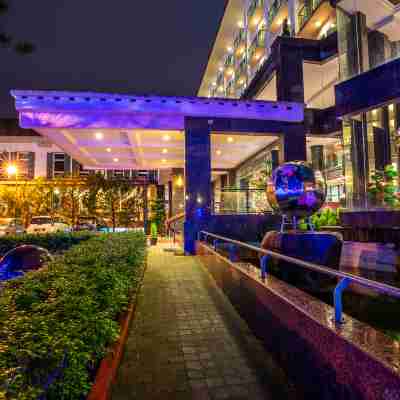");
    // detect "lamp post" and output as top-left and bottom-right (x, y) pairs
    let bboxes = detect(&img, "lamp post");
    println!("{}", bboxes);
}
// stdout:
(6, 164), (18, 220)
